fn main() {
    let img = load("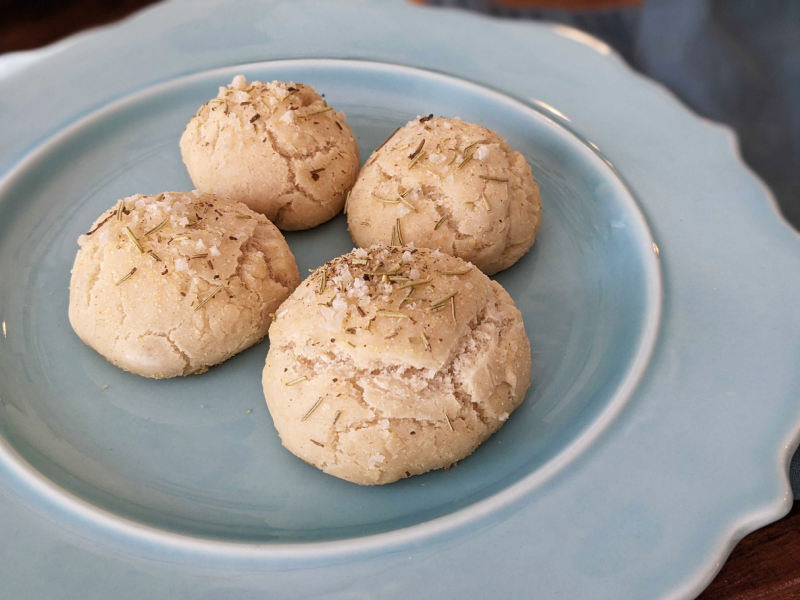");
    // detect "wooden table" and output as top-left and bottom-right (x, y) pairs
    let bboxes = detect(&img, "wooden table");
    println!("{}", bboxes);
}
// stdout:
(1, 1), (797, 598)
